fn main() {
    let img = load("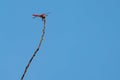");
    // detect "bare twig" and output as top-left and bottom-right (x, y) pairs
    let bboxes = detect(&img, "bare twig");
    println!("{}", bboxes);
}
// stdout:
(20, 18), (46, 80)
